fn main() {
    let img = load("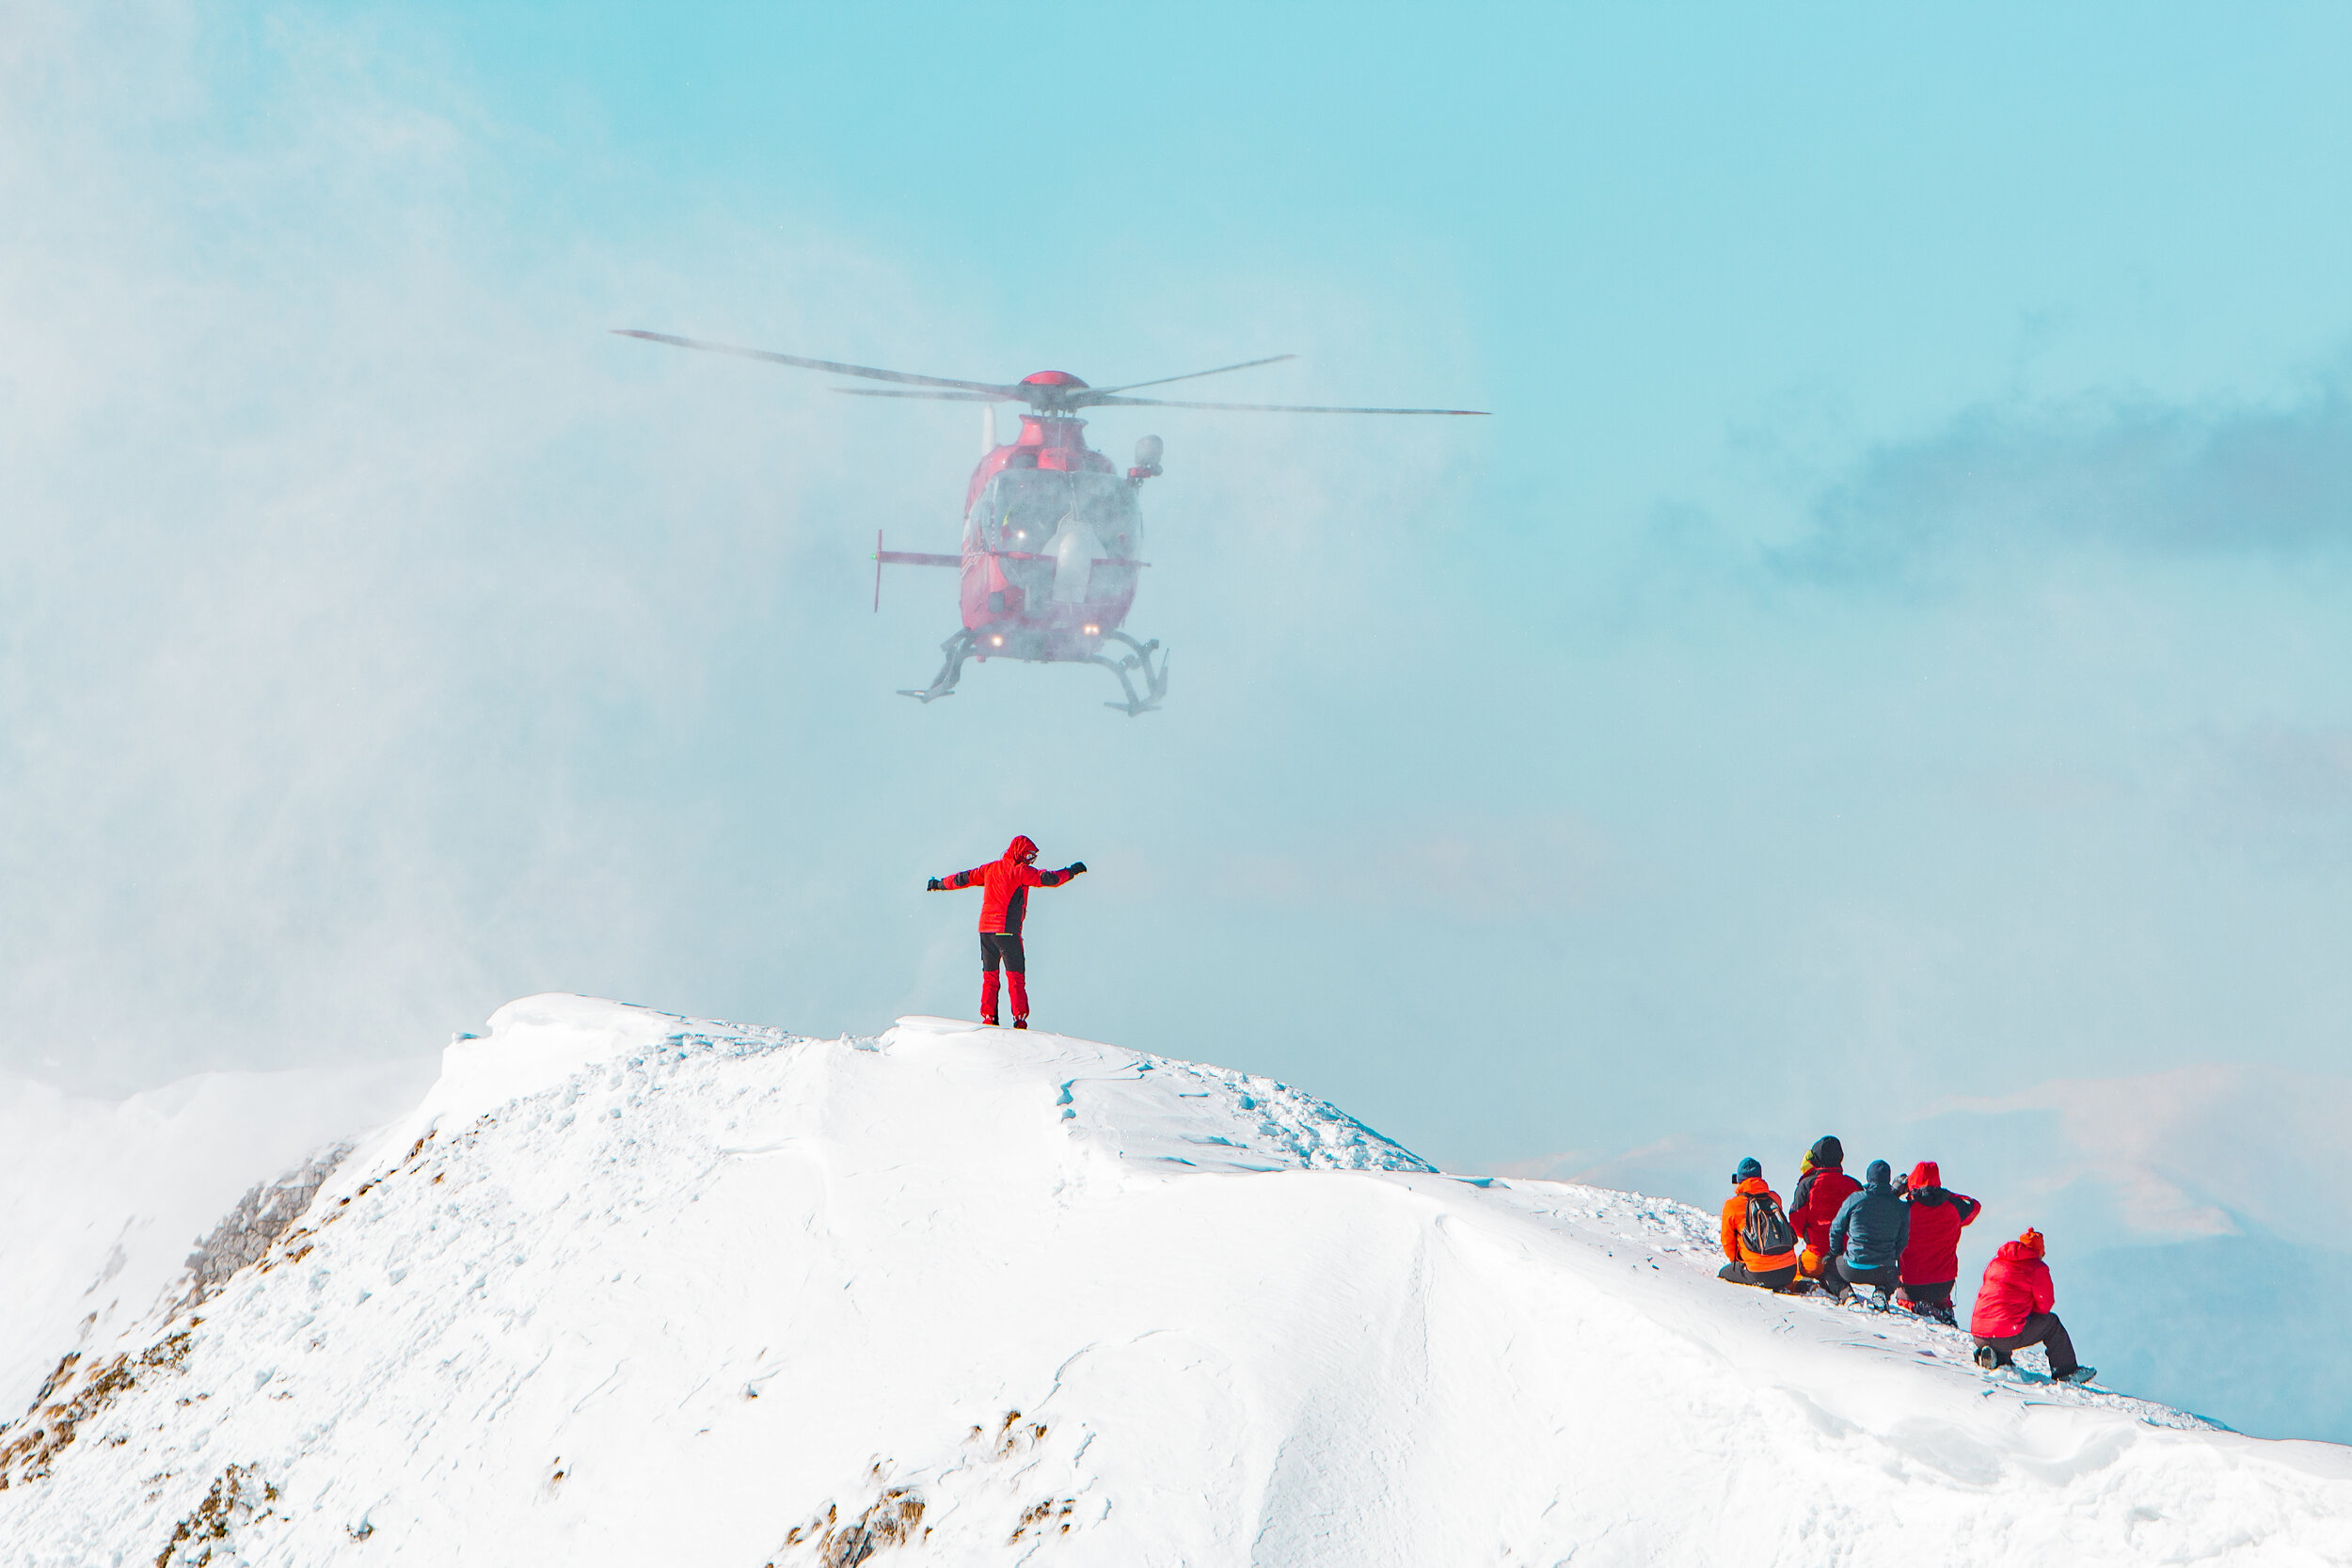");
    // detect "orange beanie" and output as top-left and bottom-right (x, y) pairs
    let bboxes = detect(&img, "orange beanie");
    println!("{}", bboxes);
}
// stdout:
(2019, 1227), (2045, 1258)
